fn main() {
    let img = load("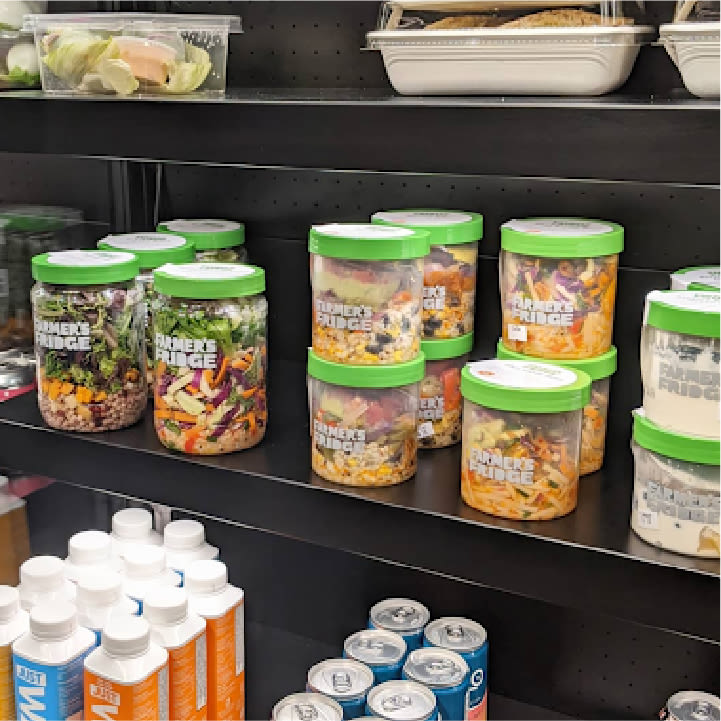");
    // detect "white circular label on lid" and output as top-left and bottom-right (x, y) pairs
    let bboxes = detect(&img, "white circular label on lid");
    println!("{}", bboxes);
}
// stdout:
(504, 219), (614, 236)
(468, 359), (577, 389)
(100, 233), (186, 251)
(157, 263), (255, 280)
(671, 267), (720, 290)
(647, 290), (720, 313)
(373, 211), (473, 226)
(47, 250), (135, 266)
(314, 223), (414, 239)
(163, 219), (241, 233)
